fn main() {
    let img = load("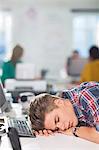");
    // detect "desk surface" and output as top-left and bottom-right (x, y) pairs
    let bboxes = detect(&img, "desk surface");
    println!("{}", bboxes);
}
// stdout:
(1, 133), (99, 150)
(0, 103), (99, 150)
